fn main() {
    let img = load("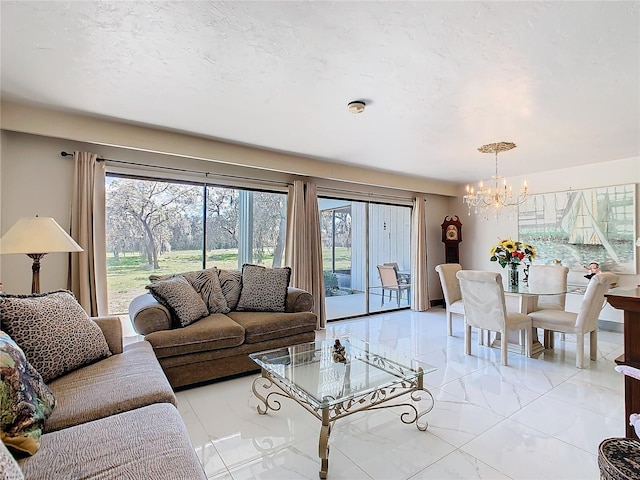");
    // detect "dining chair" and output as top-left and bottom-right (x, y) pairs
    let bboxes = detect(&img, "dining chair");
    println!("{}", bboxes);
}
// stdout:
(528, 264), (569, 347)
(377, 265), (411, 307)
(456, 270), (532, 366)
(528, 265), (569, 310)
(435, 263), (464, 336)
(528, 272), (618, 368)
(384, 262), (410, 284)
